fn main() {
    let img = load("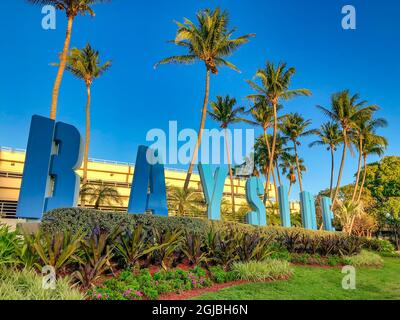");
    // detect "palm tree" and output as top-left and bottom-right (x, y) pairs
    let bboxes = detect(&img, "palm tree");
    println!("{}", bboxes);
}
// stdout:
(28, 0), (108, 120)
(167, 185), (205, 217)
(65, 44), (111, 185)
(247, 97), (283, 200)
(317, 90), (378, 206)
(279, 152), (306, 197)
(80, 182), (122, 210)
(254, 136), (273, 201)
(309, 121), (343, 198)
(208, 95), (246, 214)
(279, 113), (312, 193)
(155, 8), (254, 192)
(350, 117), (387, 202)
(246, 62), (311, 197)
(356, 137), (388, 203)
